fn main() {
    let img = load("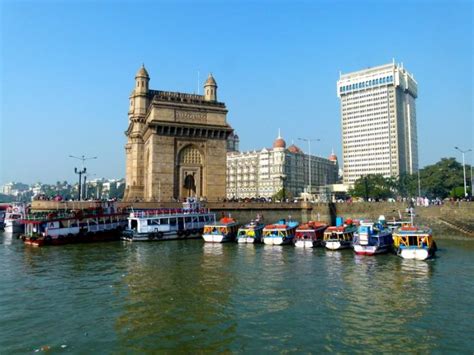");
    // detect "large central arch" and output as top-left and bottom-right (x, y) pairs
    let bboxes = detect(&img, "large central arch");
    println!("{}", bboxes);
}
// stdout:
(177, 144), (203, 199)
